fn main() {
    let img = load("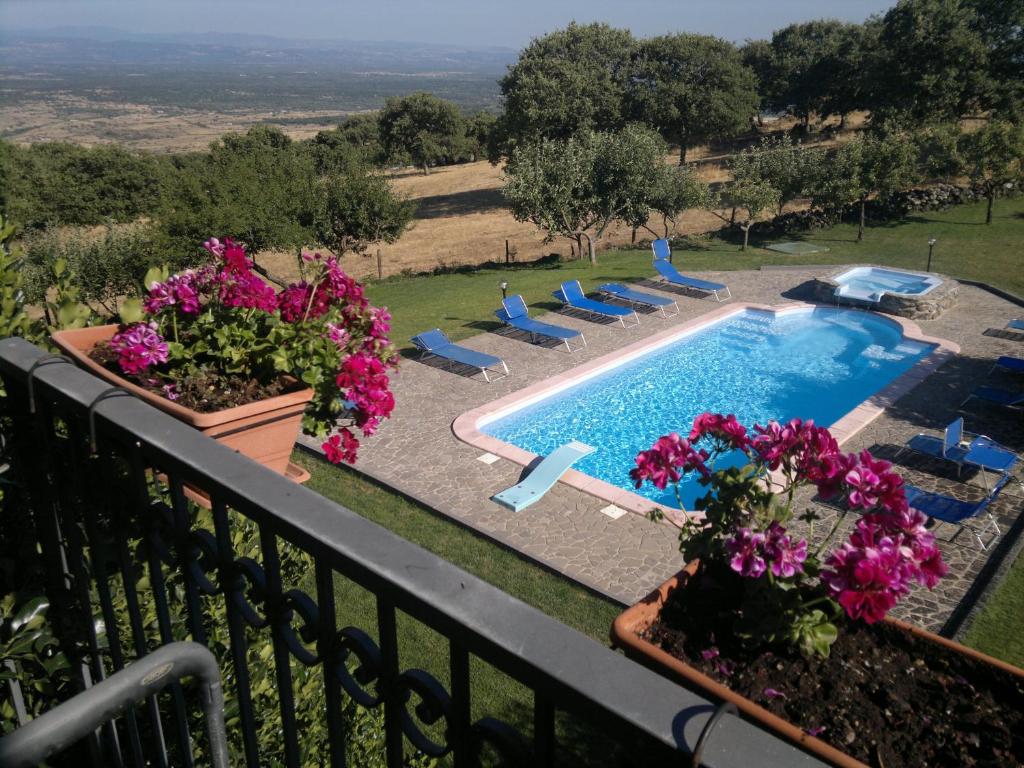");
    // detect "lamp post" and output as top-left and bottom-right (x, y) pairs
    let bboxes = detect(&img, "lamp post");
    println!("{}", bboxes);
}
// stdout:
(499, 280), (508, 299)
(927, 237), (937, 272)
